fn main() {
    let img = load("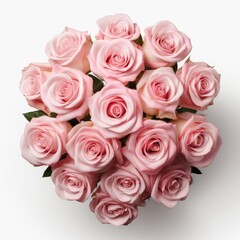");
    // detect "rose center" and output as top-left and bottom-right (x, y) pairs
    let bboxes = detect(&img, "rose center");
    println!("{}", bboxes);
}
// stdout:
(26, 75), (41, 94)
(171, 179), (180, 189)
(151, 80), (169, 99)
(110, 23), (127, 34)
(198, 78), (210, 93)
(37, 136), (47, 148)
(187, 129), (213, 156)
(62, 39), (73, 49)
(146, 138), (161, 153)
(188, 131), (205, 147)
(106, 49), (128, 68)
(57, 34), (77, 54)
(107, 98), (127, 118)
(120, 179), (133, 188)
(86, 141), (103, 157)
(56, 78), (79, 104)
(67, 177), (79, 186)
(108, 206), (127, 216)
(33, 132), (53, 153)
(157, 34), (175, 53)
